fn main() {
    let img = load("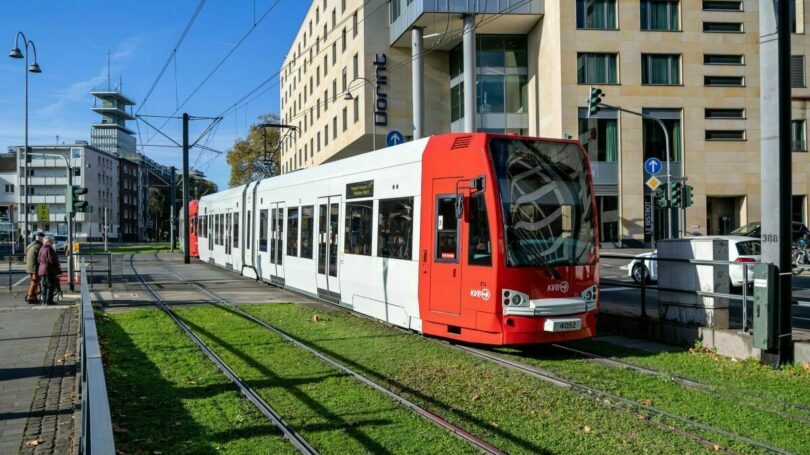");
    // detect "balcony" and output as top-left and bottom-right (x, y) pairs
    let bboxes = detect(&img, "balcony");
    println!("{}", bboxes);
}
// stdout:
(390, 0), (543, 48)
(28, 195), (66, 204)
(26, 177), (69, 186)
